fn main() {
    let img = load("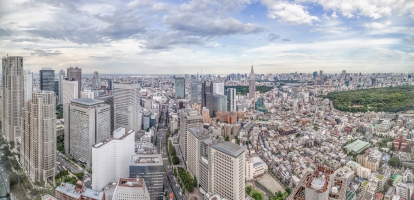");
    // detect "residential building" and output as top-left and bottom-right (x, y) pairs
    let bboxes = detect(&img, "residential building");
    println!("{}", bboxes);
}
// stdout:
(2, 56), (24, 142)
(395, 182), (414, 200)
(392, 135), (411, 152)
(55, 181), (104, 200)
(21, 91), (56, 184)
(249, 64), (255, 100)
(226, 88), (236, 112)
(114, 82), (142, 132)
(24, 70), (33, 103)
(64, 98), (111, 167)
(209, 141), (245, 200)
(92, 128), (135, 191)
(40, 68), (55, 92)
(129, 154), (164, 200)
(175, 77), (185, 99)
(67, 66), (82, 97)
(357, 166), (371, 179)
(179, 108), (203, 162)
(62, 80), (78, 104)
(112, 178), (150, 200)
